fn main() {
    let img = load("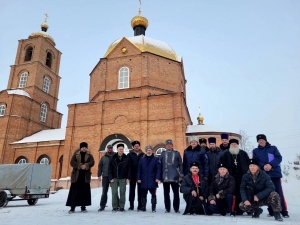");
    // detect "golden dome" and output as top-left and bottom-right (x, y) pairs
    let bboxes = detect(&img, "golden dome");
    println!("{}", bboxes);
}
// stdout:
(131, 15), (149, 29)
(104, 35), (178, 61)
(41, 22), (49, 30)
